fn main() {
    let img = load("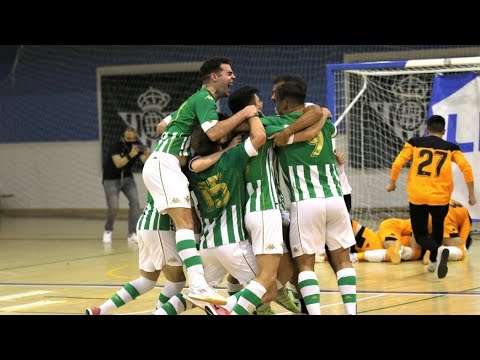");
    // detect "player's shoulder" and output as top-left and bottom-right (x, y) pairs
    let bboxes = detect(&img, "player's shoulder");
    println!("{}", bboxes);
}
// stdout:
(262, 114), (283, 124)
(191, 88), (215, 104)
(325, 119), (336, 131)
(410, 136), (459, 151)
